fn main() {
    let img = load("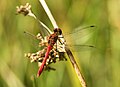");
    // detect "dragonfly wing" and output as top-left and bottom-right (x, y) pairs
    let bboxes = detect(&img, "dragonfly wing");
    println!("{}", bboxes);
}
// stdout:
(39, 24), (51, 37)
(23, 22), (52, 51)
(37, 20), (53, 37)
(67, 44), (96, 52)
(24, 31), (41, 51)
(64, 25), (96, 45)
